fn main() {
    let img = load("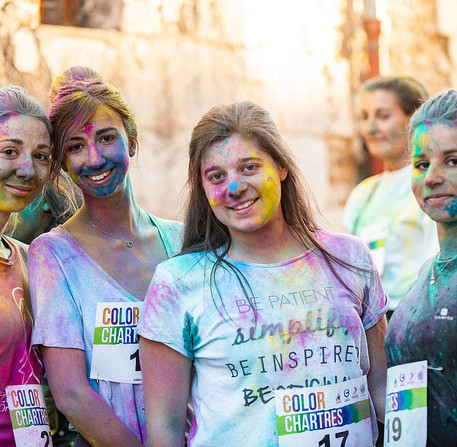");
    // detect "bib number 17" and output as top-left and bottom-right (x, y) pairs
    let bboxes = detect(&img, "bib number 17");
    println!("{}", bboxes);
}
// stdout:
(319, 430), (349, 447)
